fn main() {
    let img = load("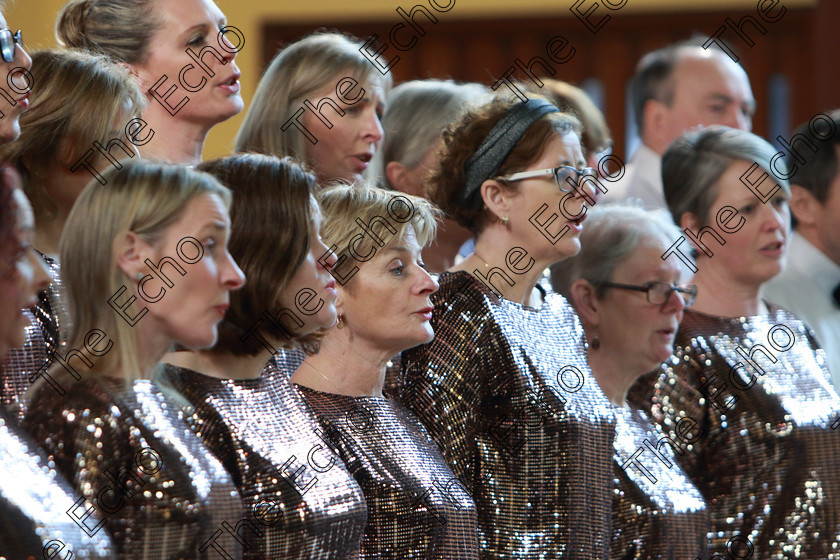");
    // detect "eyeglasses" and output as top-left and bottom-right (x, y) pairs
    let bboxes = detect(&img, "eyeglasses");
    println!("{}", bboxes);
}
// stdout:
(0, 29), (22, 64)
(601, 281), (698, 307)
(495, 166), (597, 193)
